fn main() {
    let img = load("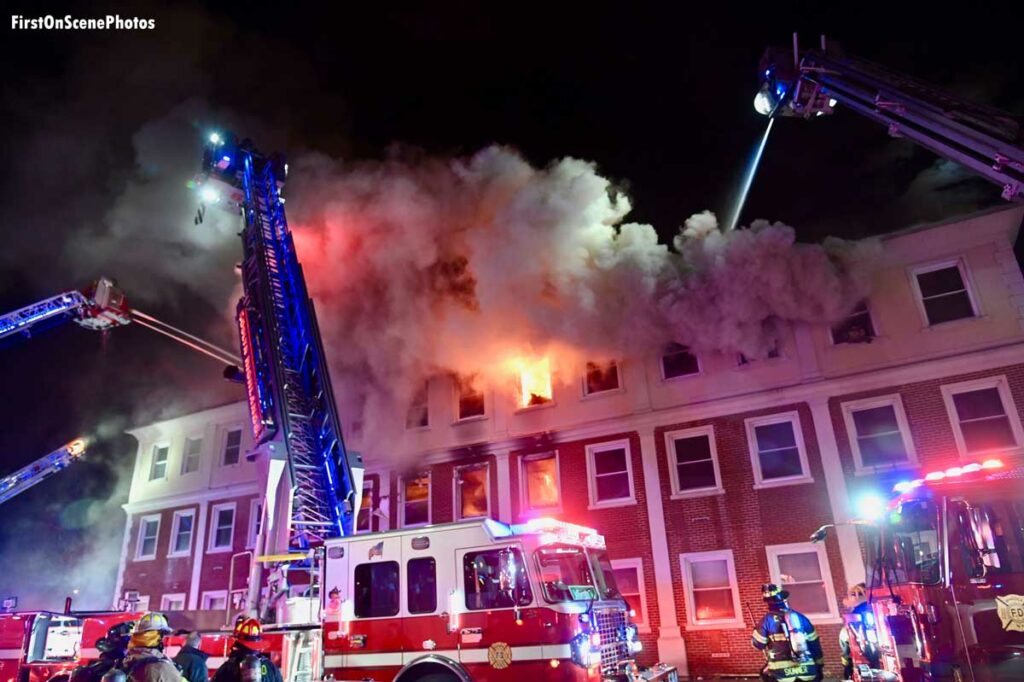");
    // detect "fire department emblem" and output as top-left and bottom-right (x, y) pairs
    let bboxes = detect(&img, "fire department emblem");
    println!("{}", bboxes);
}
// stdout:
(487, 641), (512, 669)
(995, 594), (1024, 632)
